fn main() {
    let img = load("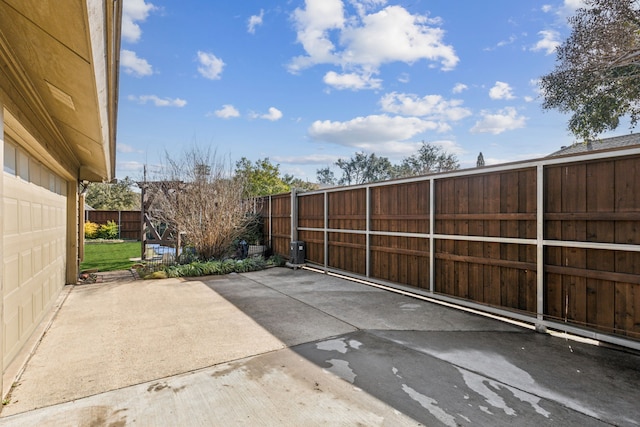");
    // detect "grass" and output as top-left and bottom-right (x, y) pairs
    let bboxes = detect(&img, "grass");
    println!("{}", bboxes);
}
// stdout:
(80, 241), (140, 272)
